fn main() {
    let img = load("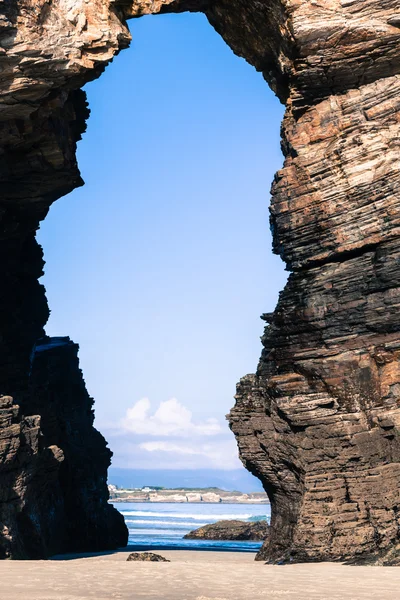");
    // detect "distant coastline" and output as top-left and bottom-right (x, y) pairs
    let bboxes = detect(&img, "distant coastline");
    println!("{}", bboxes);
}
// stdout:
(108, 485), (269, 504)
